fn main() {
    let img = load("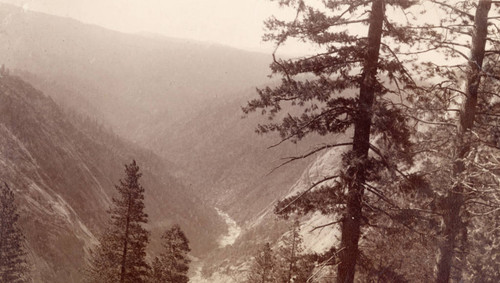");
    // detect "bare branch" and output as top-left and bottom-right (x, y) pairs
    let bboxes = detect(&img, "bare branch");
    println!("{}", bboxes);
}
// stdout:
(311, 219), (342, 232)
(430, 0), (474, 20)
(409, 115), (458, 128)
(306, 247), (344, 283)
(269, 142), (352, 174)
(469, 207), (500, 216)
